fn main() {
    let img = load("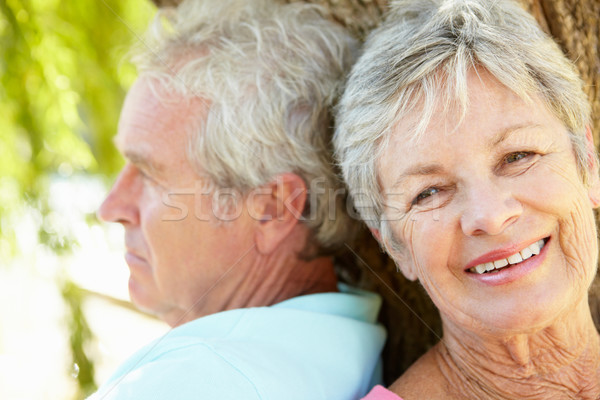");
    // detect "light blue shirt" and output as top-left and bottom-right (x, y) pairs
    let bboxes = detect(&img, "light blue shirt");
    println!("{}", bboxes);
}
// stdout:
(90, 284), (386, 400)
